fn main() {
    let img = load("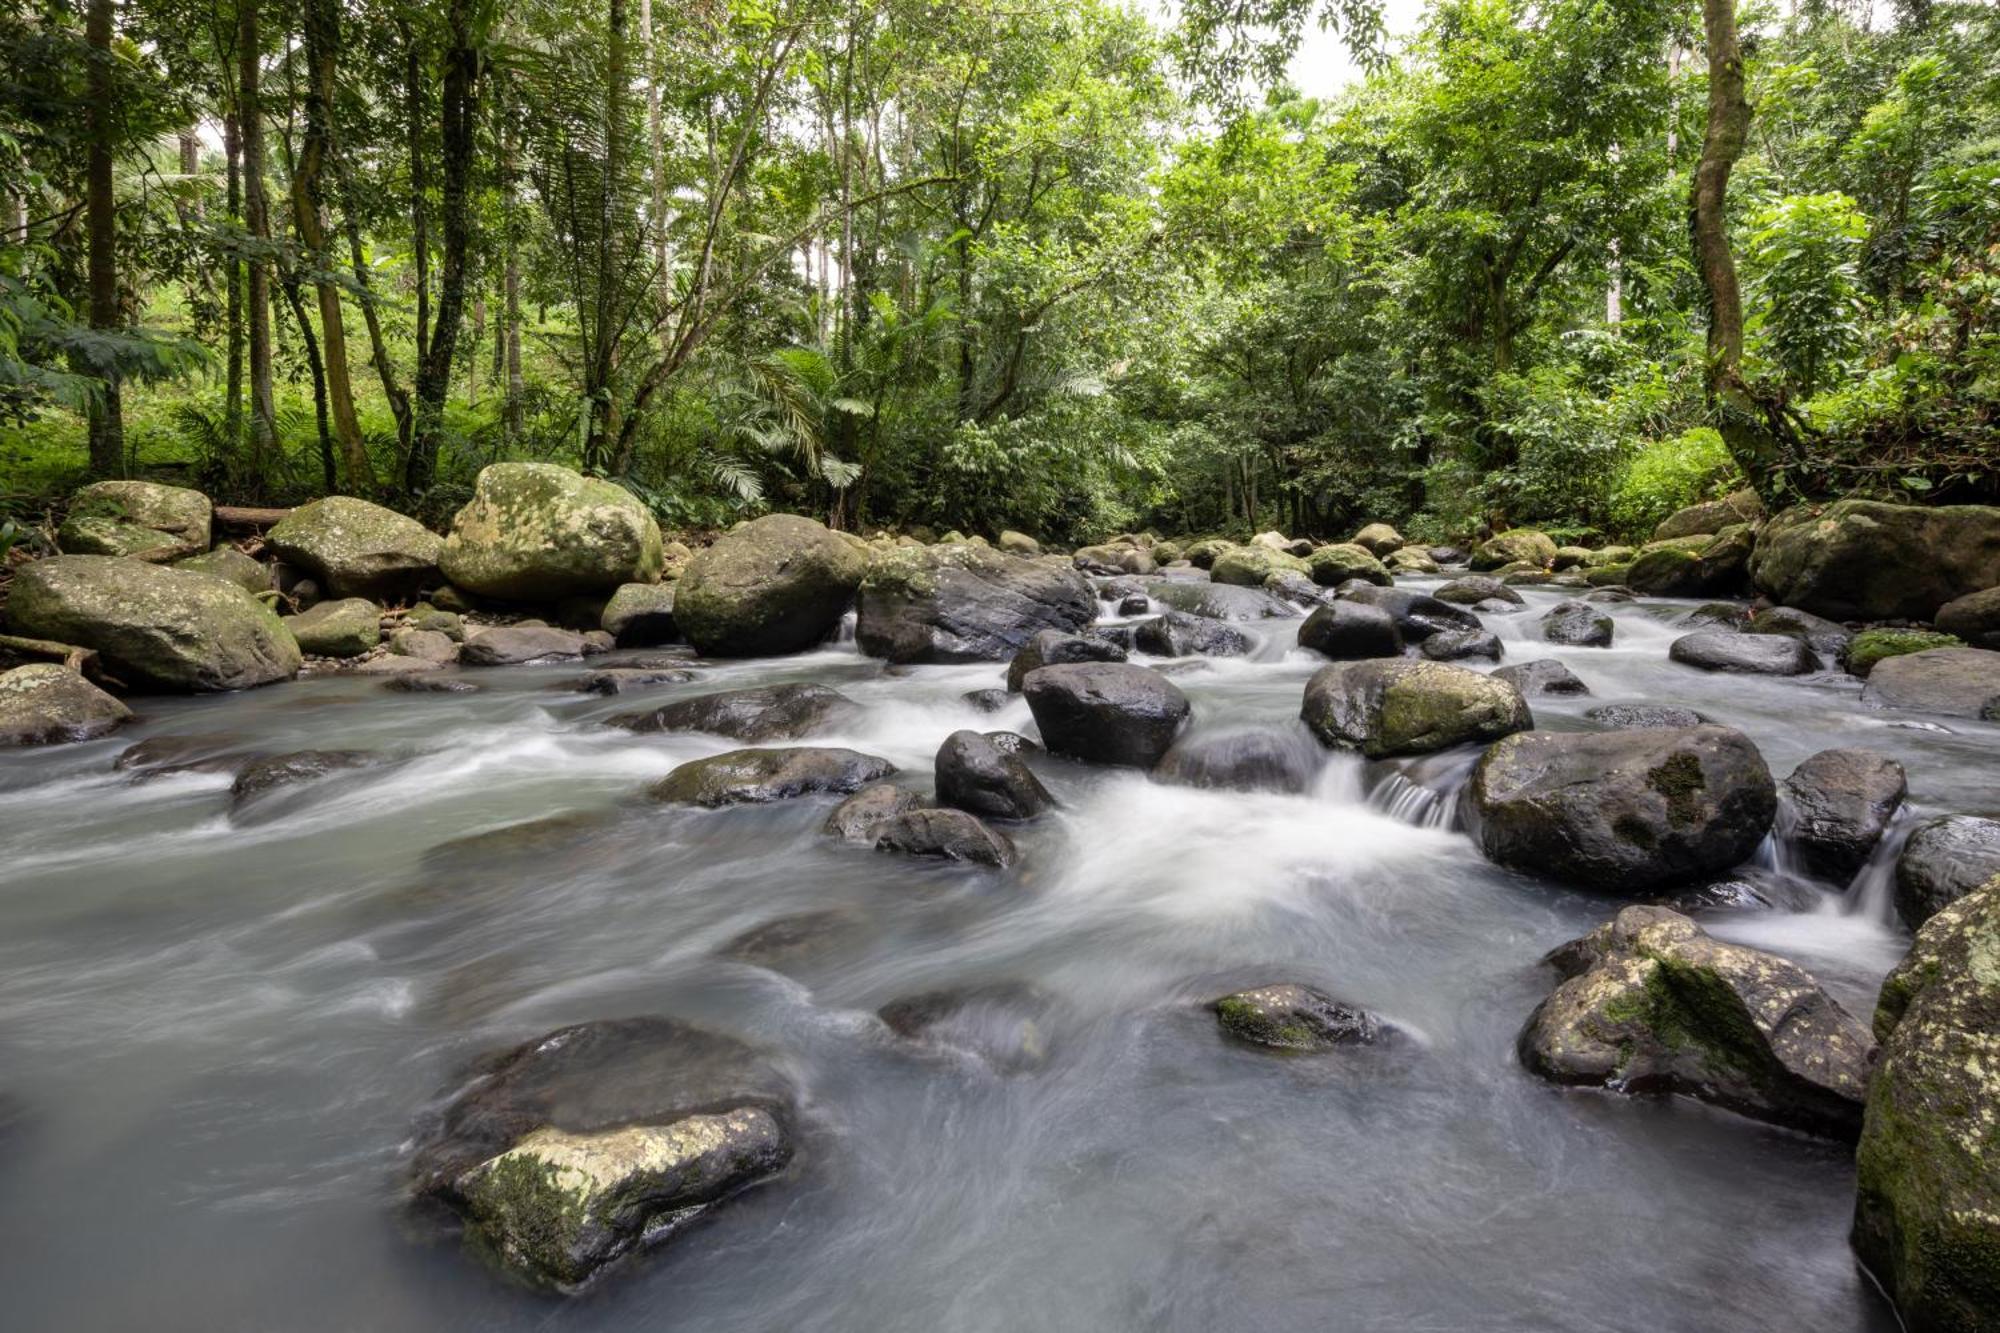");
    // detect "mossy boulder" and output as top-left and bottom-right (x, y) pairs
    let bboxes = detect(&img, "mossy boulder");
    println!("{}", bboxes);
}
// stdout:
(1471, 528), (1557, 571)
(856, 543), (1093, 664)
(6, 555), (301, 691)
(1183, 538), (1236, 570)
(649, 746), (897, 807)
(440, 463), (664, 602)
(1521, 906), (1873, 1138)
(1863, 646), (2000, 718)
(1847, 628), (1963, 678)
(1214, 984), (1386, 1051)
(267, 496), (444, 600)
(0, 663), (131, 746)
(997, 530), (1040, 556)
(1853, 876), (2000, 1332)
(57, 480), (211, 562)
(1584, 563), (1631, 587)
(1751, 498), (2000, 621)
(1652, 489), (1765, 541)
(1585, 545), (1636, 568)
(673, 514), (866, 656)
(599, 583), (678, 647)
(1385, 545), (1441, 574)
(1350, 523), (1405, 556)
(1306, 542), (1391, 587)
(1211, 544), (1309, 588)
(175, 545), (271, 594)
(282, 597), (382, 658)
(1463, 725), (1776, 894)
(1301, 659), (1530, 758)
(1625, 525), (1753, 597)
